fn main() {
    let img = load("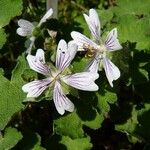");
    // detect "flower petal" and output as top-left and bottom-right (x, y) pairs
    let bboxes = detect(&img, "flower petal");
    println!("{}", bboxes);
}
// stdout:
(27, 51), (50, 75)
(103, 57), (120, 87)
(56, 39), (67, 69)
(18, 19), (34, 29)
(17, 27), (32, 37)
(85, 54), (100, 73)
(17, 19), (34, 36)
(62, 72), (99, 91)
(71, 31), (98, 51)
(53, 81), (74, 115)
(56, 40), (77, 71)
(22, 79), (51, 97)
(38, 8), (53, 26)
(83, 8), (100, 43)
(36, 48), (46, 63)
(105, 28), (122, 51)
